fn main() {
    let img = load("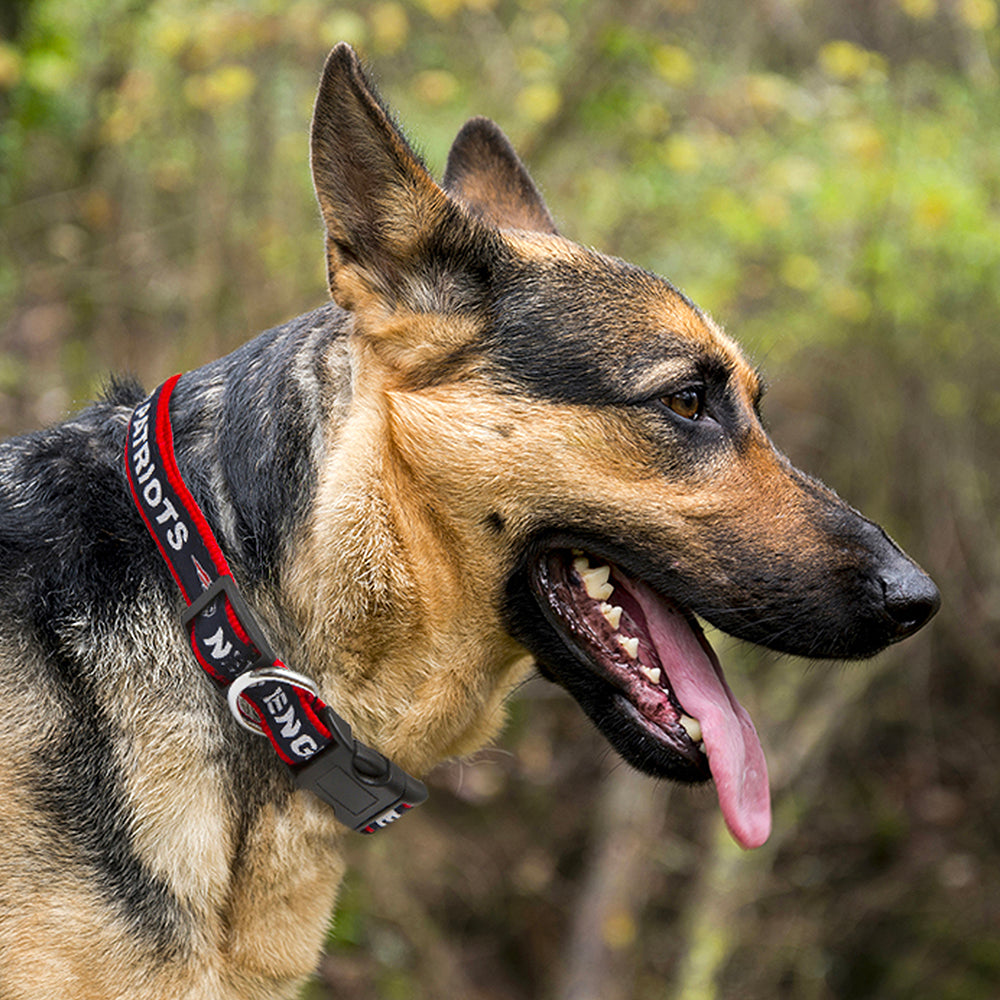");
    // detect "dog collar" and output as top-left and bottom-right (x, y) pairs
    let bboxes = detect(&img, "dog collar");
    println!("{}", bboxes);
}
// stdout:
(124, 373), (427, 833)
